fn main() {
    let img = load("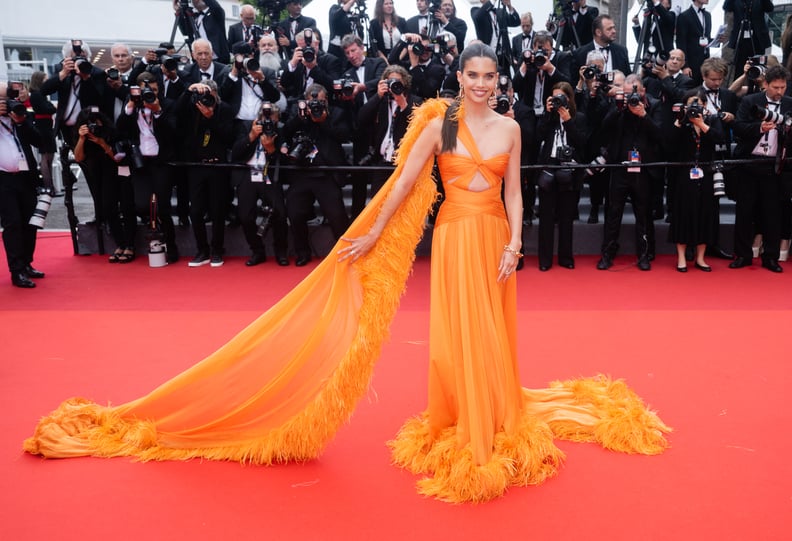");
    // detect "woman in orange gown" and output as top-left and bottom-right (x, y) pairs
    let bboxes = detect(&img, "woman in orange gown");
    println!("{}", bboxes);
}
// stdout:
(25, 44), (670, 504)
